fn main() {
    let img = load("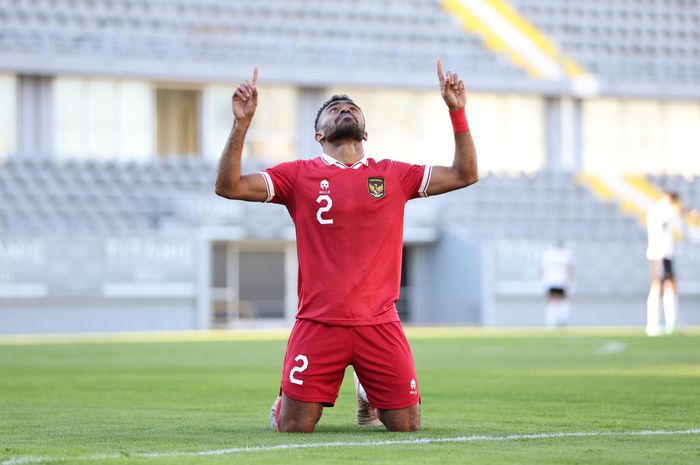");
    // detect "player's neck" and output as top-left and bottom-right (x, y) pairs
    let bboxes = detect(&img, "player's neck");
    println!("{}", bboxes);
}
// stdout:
(323, 141), (365, 165)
